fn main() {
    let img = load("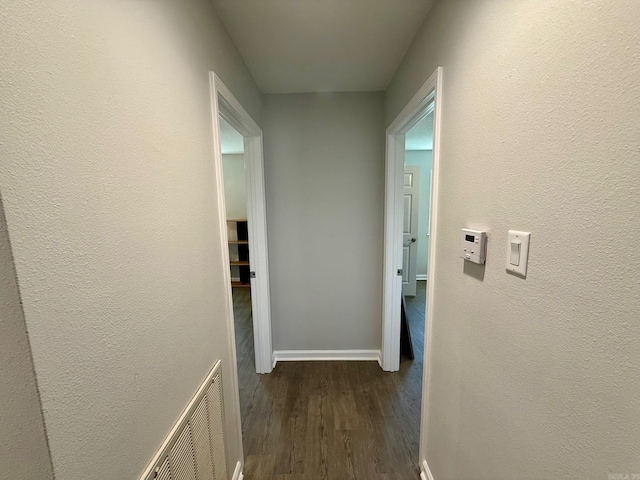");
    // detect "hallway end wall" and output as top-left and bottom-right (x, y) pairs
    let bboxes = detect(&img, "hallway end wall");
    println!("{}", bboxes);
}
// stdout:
(263, 92), (385, 352)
